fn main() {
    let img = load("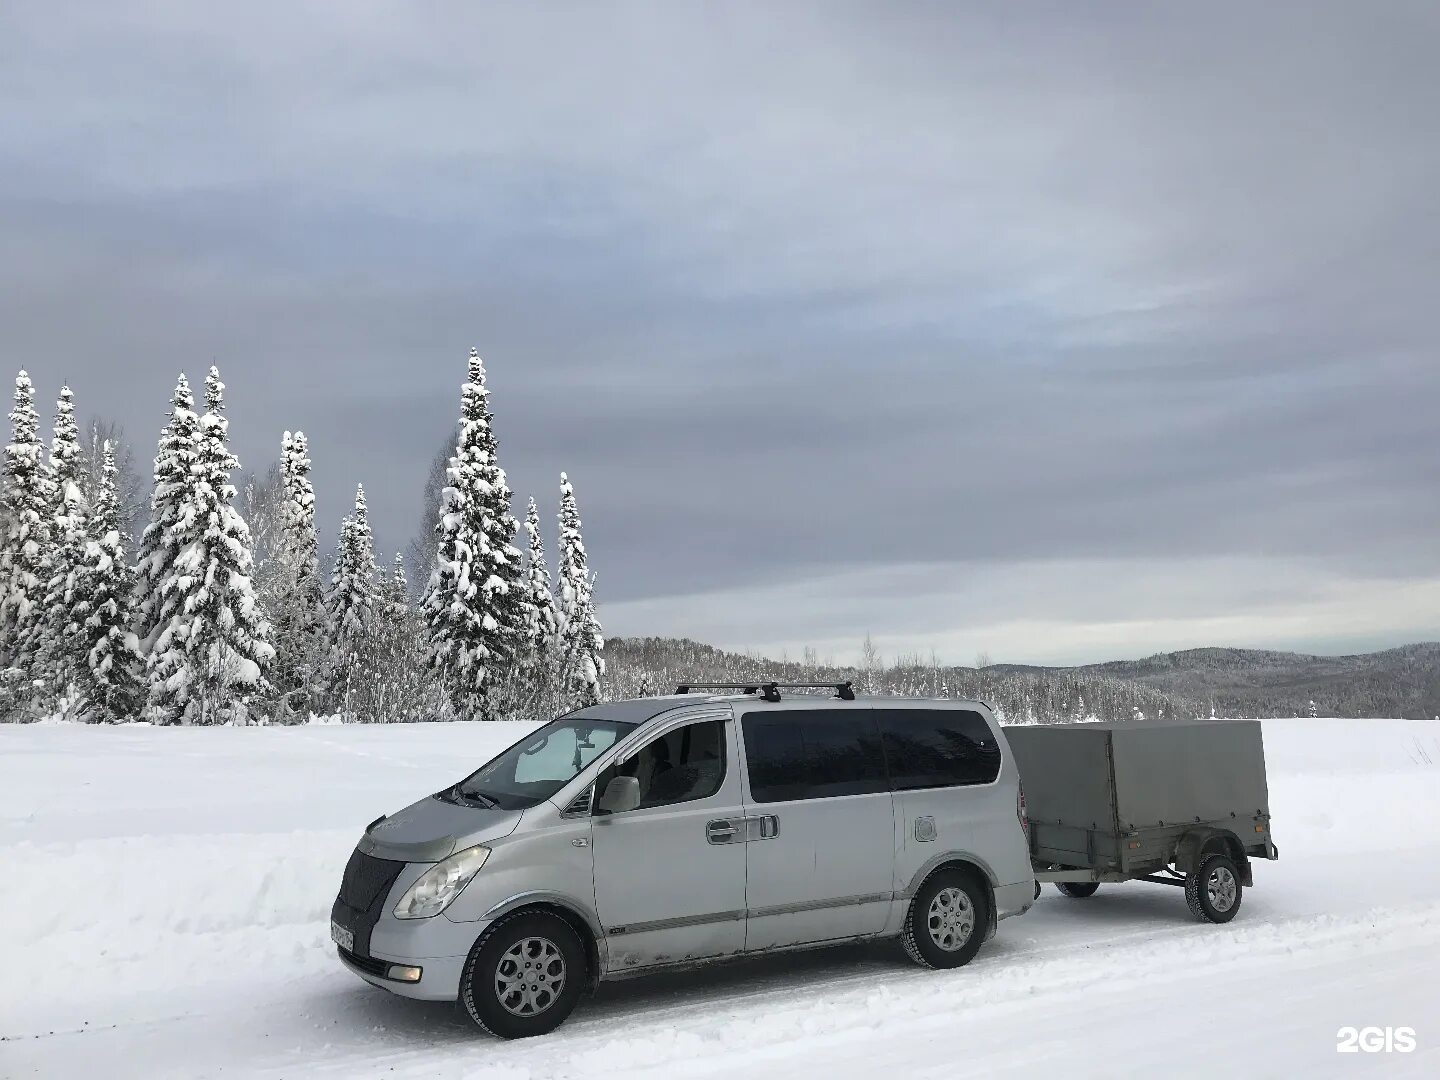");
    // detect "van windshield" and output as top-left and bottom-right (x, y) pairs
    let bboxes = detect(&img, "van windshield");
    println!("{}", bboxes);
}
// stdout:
(447, 718), (637, 810)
